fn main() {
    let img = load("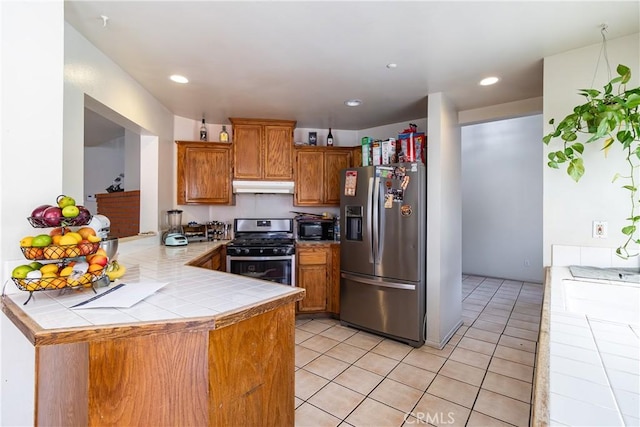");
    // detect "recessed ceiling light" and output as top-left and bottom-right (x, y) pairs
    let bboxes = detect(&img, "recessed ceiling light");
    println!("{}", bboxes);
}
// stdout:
(386, 63), (397, 69)
(170, 74), (189, 84)
(345, 99), (362, 107)
(479, 76), (499, 86)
